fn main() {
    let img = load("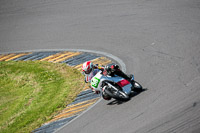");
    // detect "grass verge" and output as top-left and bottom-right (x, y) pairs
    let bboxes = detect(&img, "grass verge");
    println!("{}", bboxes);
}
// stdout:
(0, 61), (85, 133)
